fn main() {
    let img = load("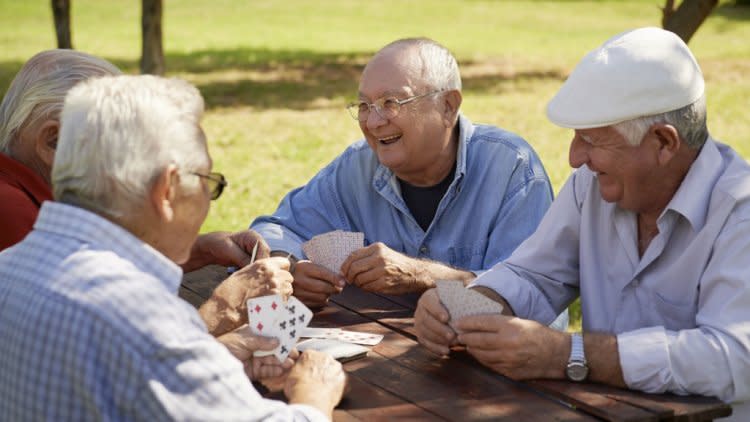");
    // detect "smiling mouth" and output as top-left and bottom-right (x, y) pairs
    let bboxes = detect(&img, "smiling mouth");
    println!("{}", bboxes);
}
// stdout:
(378, 134), (401, 145)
